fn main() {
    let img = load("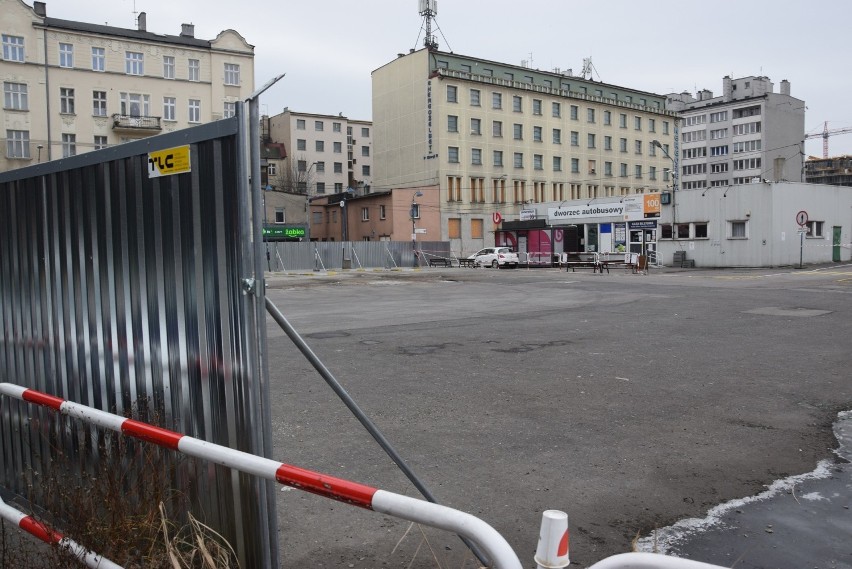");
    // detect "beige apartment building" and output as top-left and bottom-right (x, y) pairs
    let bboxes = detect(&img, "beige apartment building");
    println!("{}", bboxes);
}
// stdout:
(372, 48), (678, 254)
(265, 109), (373, 197)
(1, 0), (254, 172)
